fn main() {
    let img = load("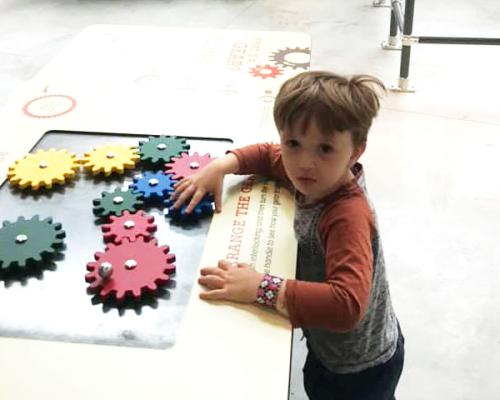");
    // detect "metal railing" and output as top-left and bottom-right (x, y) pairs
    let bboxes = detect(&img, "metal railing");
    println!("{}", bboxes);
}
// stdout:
(376, 0), (500, 92)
